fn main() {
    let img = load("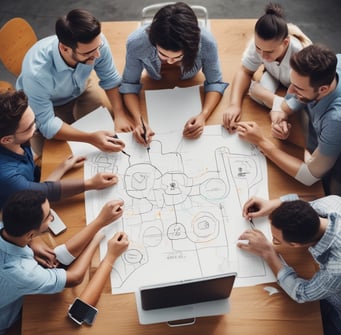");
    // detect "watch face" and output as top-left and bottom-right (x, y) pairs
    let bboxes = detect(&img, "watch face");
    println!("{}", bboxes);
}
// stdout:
(68, 298), (98, 325)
